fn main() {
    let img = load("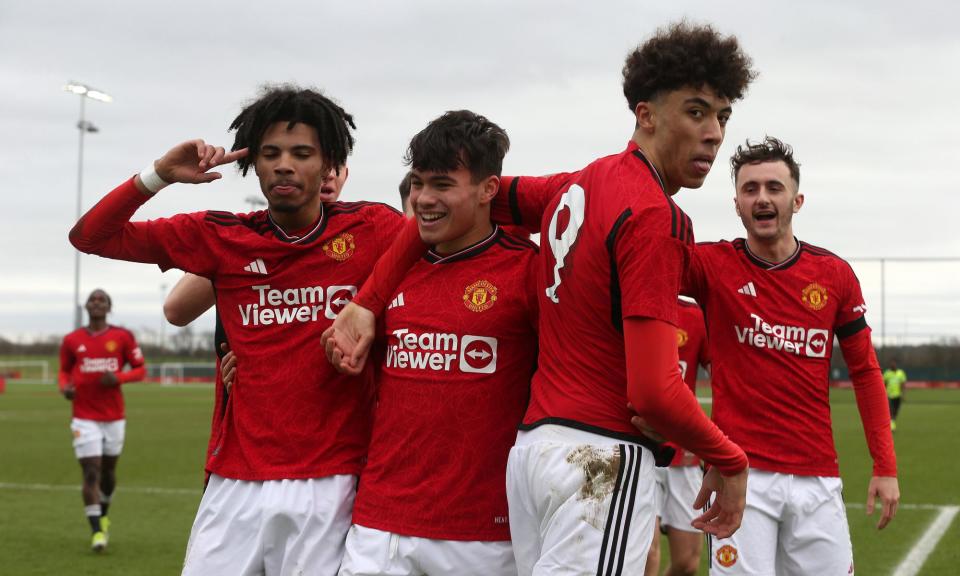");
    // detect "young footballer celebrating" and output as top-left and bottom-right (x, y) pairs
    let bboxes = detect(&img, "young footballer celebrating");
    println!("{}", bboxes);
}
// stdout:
(685, 137), (898, 575)
(59, 288), (146, 552)
(70, 85), (404, 575)
(337, 110), (538, 575)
